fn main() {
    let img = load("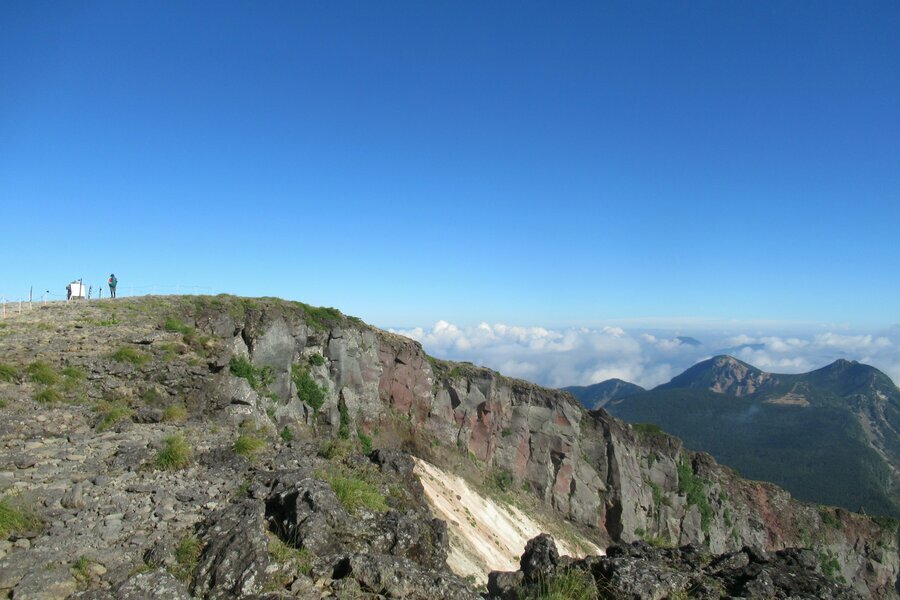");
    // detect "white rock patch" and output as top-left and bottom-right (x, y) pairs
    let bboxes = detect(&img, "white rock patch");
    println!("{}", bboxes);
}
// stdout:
(413, 457), (603, 583)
